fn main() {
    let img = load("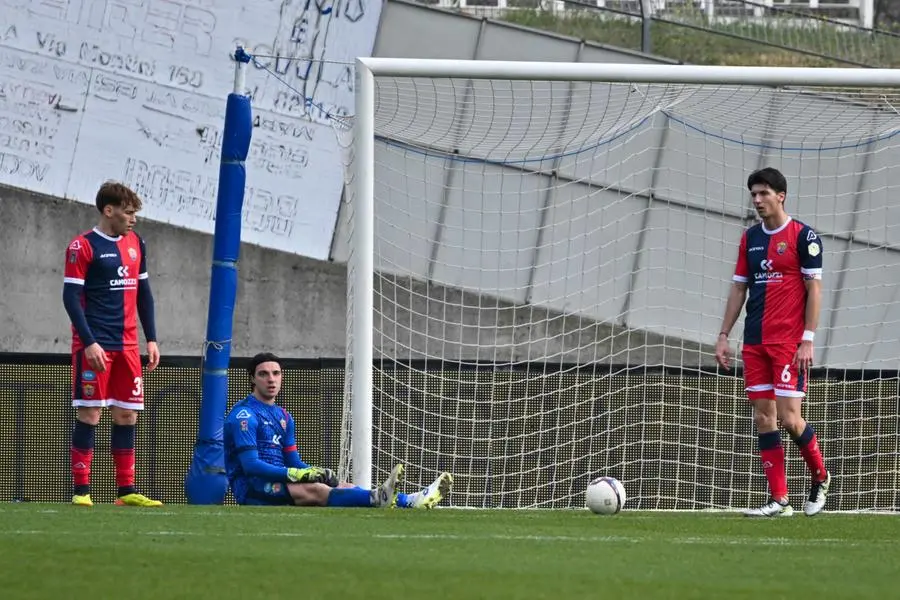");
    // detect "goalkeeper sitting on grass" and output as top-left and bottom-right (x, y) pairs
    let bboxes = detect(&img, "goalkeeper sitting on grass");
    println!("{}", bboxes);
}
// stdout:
(224, 352), (452, 508)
